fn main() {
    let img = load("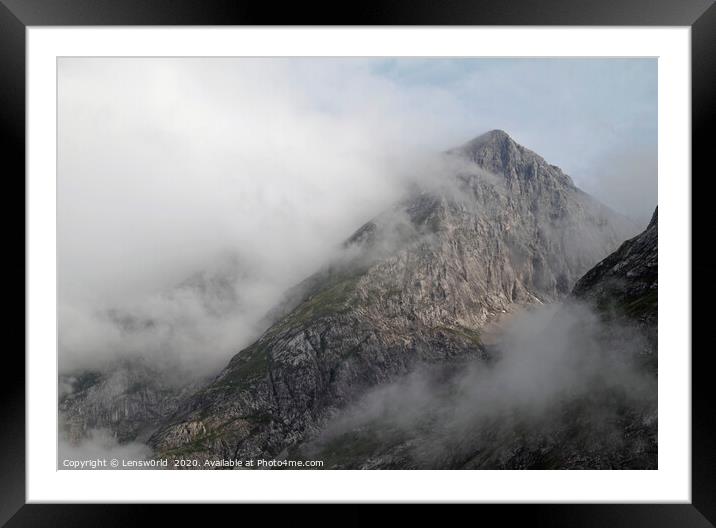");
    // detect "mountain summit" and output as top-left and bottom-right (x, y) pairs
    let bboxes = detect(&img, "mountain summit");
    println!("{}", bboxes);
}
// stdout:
(452, 128), (518, 161)
(450, 129), (574, 188)
(148, 131), (637, 465)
